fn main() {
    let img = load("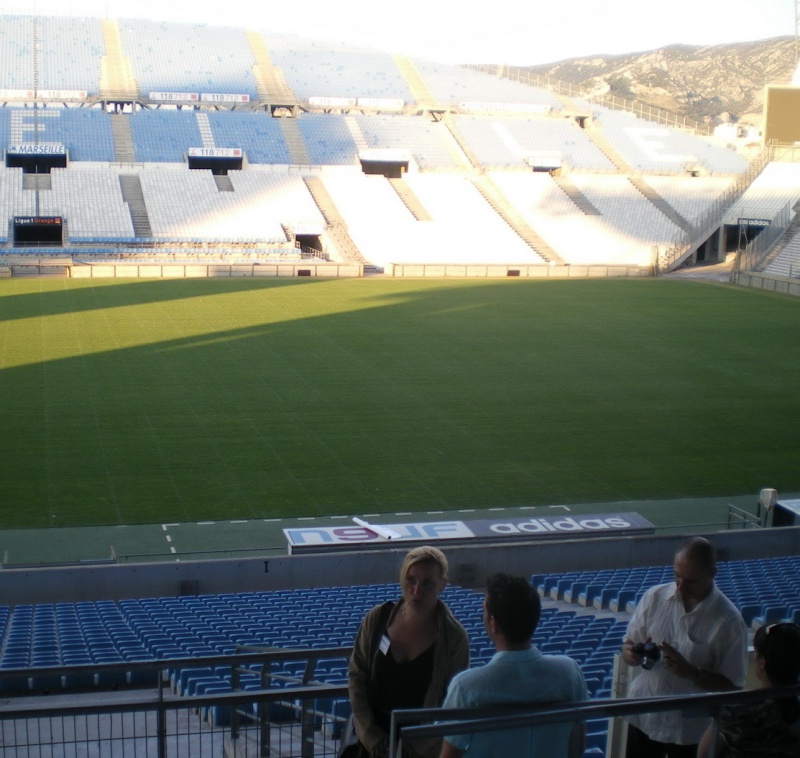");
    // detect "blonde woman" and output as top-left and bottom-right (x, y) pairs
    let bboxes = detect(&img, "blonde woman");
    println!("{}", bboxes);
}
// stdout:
(345, 546), (469, 758)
